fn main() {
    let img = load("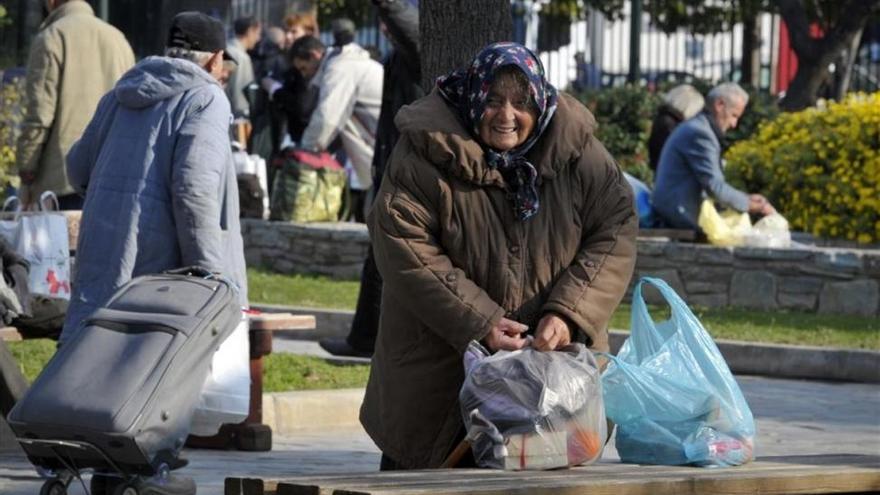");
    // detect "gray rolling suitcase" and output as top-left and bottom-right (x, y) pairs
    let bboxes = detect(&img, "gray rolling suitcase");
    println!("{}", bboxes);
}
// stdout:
(7, 267), (240, 493)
